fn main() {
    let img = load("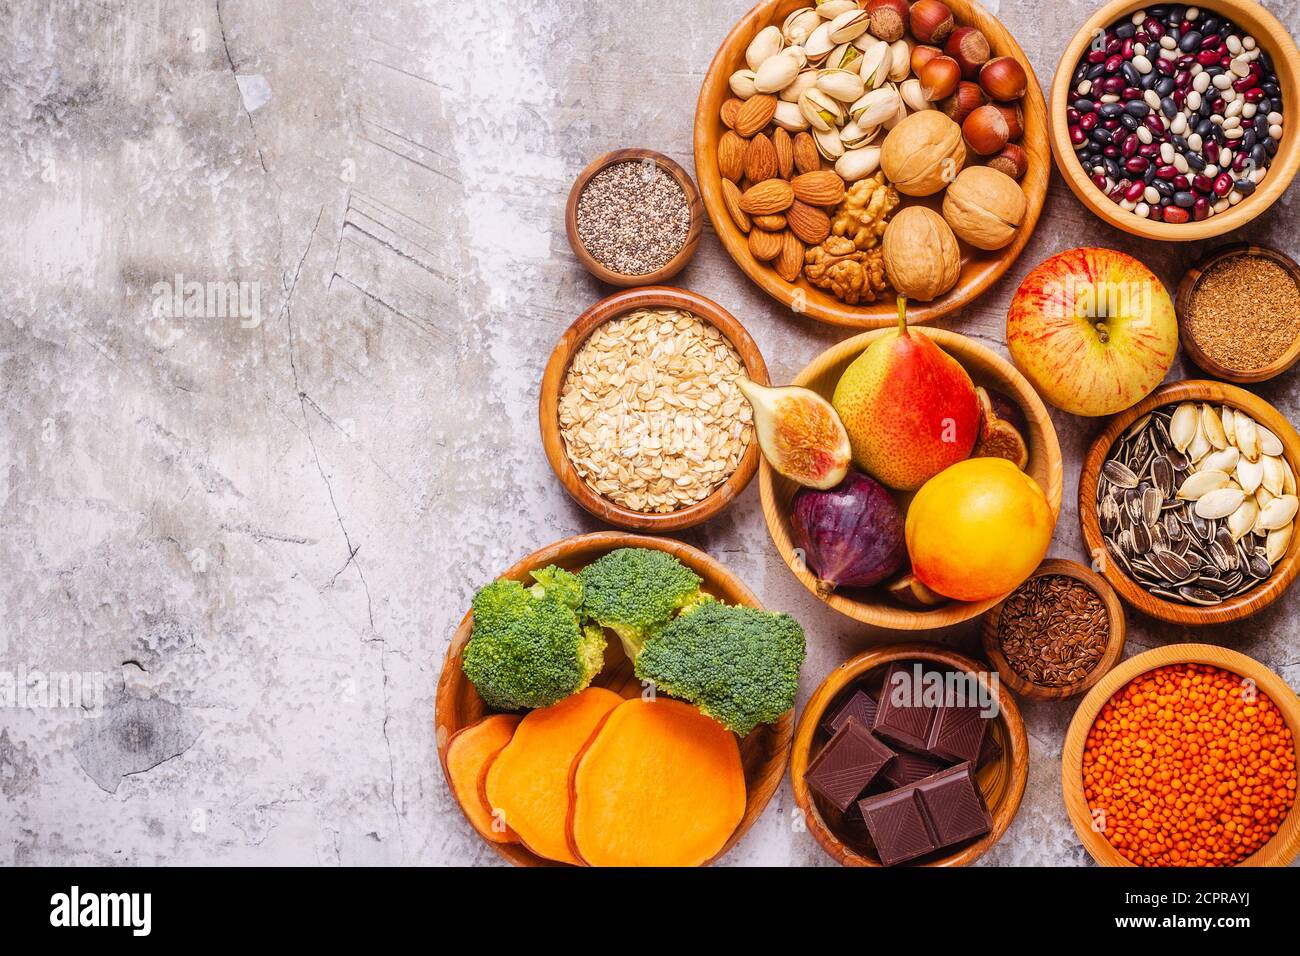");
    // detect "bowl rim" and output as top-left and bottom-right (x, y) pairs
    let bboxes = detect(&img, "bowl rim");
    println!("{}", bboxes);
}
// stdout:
(980, 558), (1128, 701)
(756, 325), (1064, 629)
(564, 148), (704, 287)
(1048, 0), (1300, 242)
(539, 285), (770, 532)
(790, 642), (1029, 867)
(693, 0), (1051, 329)
(1174, 241), (1300, 383)
(1077, 379), (1300, 626)
(1061, 643), (1300, 867)
(434, 530), (793, 867)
